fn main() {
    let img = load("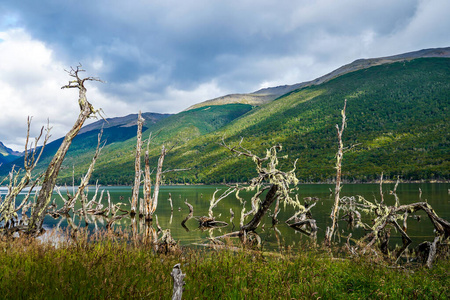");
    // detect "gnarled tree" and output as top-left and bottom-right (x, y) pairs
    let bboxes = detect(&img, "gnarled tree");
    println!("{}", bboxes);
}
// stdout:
(27, 65), (103, 234)
(325, 100), (347, 245)
(341, 178), (450, 266)
(0, 117), (50, 233)
(220, 139), (302, 239)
